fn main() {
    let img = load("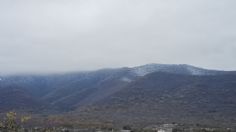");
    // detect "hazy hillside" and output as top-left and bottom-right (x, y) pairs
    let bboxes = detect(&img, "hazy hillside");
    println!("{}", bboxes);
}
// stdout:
(0, 64), (236, 126)
(78, 72), (236, 127)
